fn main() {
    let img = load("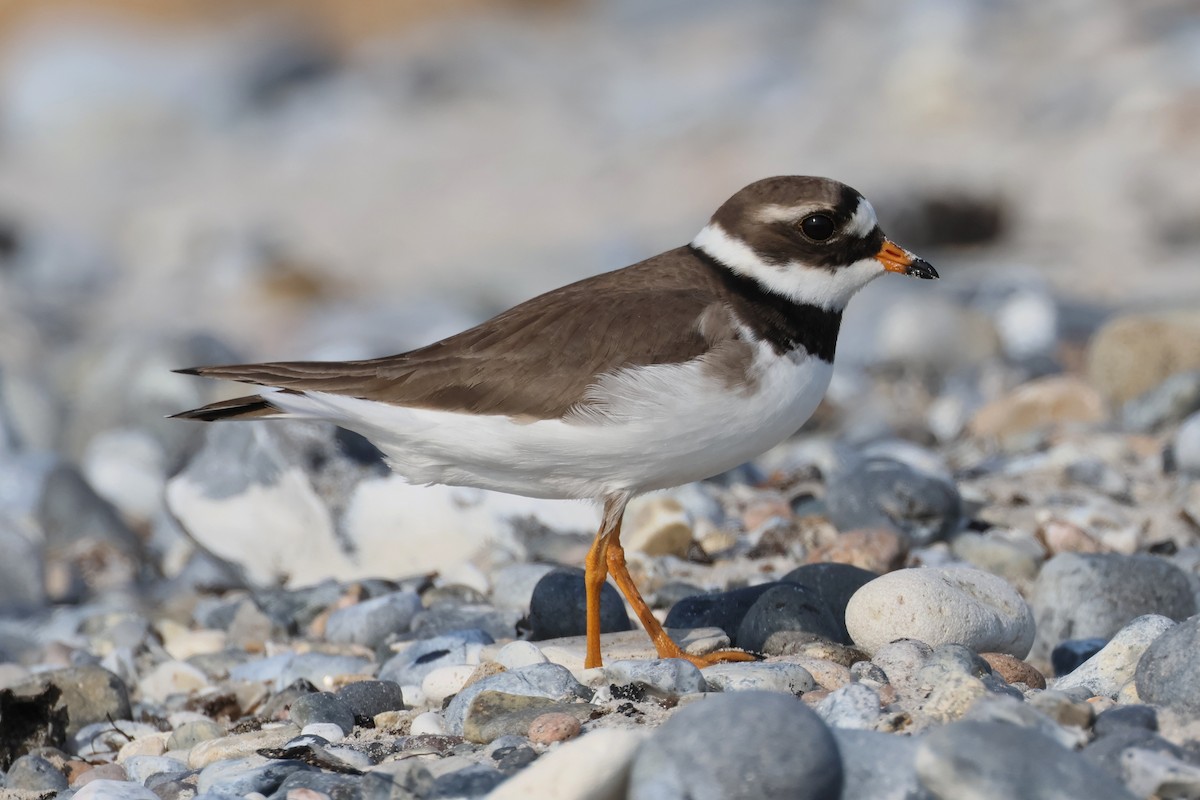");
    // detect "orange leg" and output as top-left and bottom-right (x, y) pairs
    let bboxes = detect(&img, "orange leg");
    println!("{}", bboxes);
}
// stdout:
(587, 494), (758, 669)
(583, 519), (612, 670)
